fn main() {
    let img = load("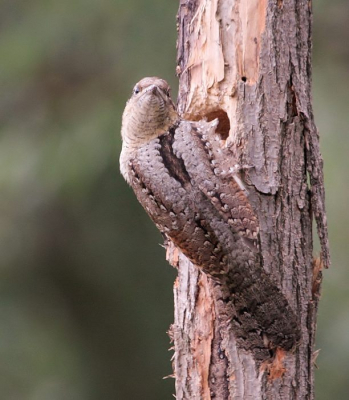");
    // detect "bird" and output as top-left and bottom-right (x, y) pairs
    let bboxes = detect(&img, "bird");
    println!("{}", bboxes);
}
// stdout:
(120, 77), (300, 357)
